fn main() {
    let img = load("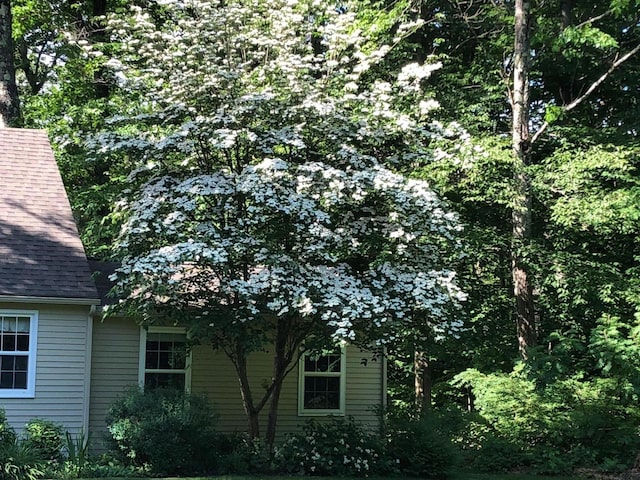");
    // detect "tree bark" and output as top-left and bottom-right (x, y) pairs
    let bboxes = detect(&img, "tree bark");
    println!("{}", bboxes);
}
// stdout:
(230, 345), (261, 439)
(414, 350), (432, 416)
(0, 0), (20, 127)
(265, 322), (288, 450)
(512, 0), (536, 360)
(91, 0), (109, 98)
